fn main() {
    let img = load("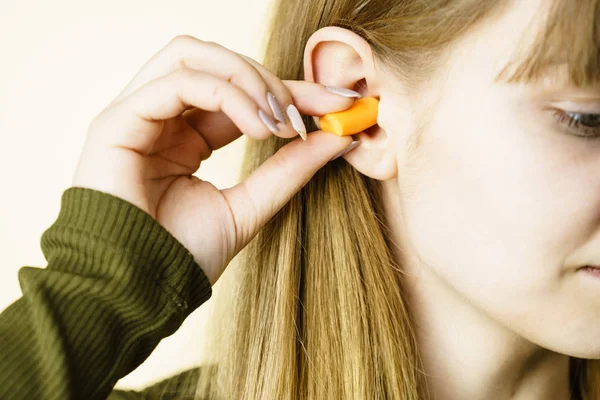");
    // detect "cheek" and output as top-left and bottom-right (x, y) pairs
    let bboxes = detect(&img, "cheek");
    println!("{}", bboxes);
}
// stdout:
(397, 86), (600, 353)
(400, 90), (559, 288)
